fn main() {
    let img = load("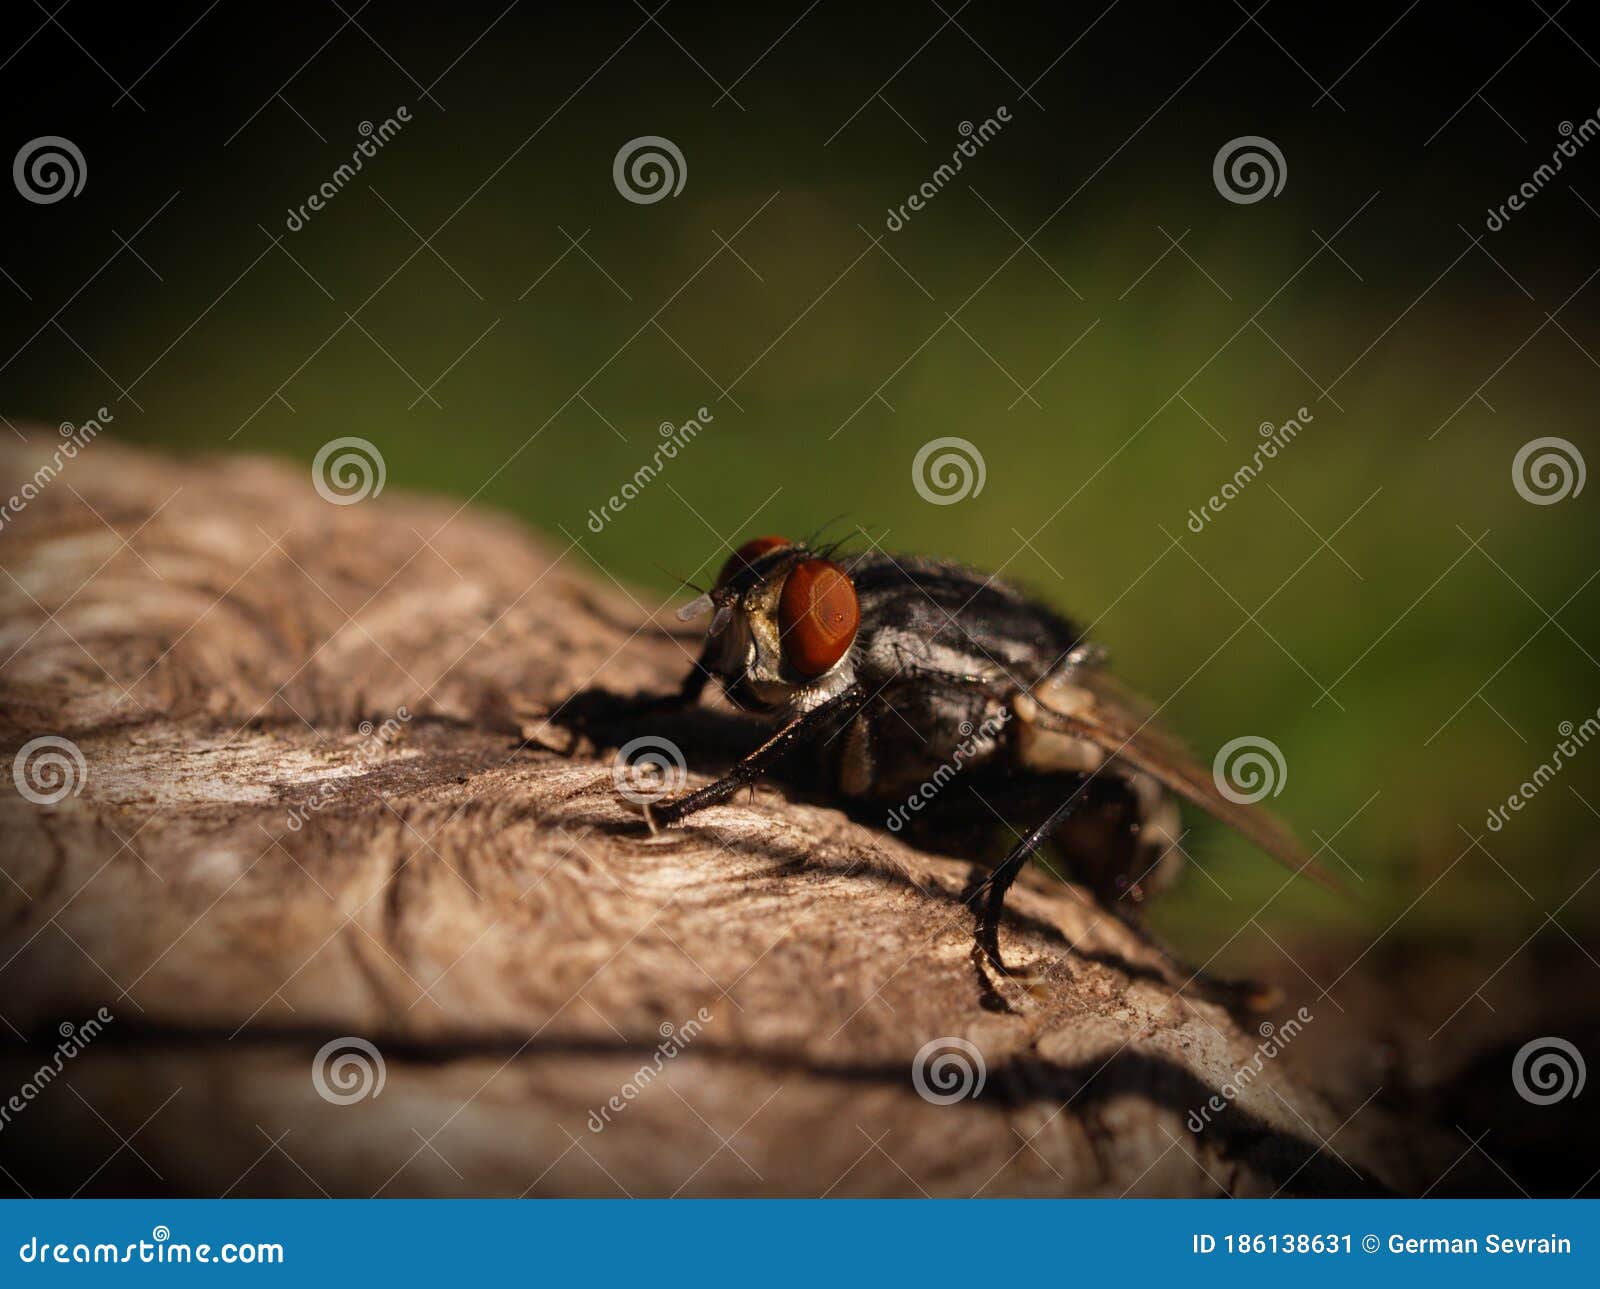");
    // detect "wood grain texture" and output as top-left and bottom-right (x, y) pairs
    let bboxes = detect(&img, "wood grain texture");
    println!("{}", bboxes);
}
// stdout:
(0, 437), (1456, 1196)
